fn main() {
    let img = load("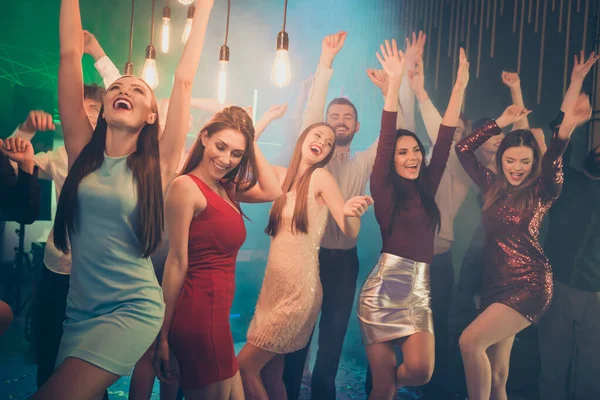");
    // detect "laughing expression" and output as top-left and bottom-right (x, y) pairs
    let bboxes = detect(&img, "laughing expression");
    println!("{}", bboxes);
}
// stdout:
(103, 76), (157, 131)
(501, 145), (534, 186)
(394, 135), (423, 180)
(326, 104), (359, 146)
(200, 128), (247, 180)
(302, 126), (335, 164)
